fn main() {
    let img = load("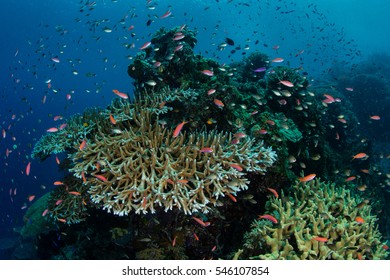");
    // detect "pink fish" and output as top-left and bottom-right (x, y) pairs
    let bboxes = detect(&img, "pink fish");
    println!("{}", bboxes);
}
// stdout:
(26, 162), (31, 176)
(207, 89), (216, 95)
(173, 121), (187, 138)
(271, 57), (284, 63)
(200, 147), (213, 153)
(345, 87), (354, 91)
(59, 123), (68, 130)
(160, 10), (172, 19)
(201, 70), (214, 76)
(28, 195), (35, 202)
(173, 34), (185, 41)
(229, 163), (243, 171)
(279, 80), (294, 87)
(192, 217), (210, 227)
(139, 41), (151, 50)
(174, 44), (183, 52)
(47, 127), (58, 133)
(53, 115), (63, 121)
(112, 89), (128, 99)
(51, 57), (60, 63)
(42, 209), (49, 217)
